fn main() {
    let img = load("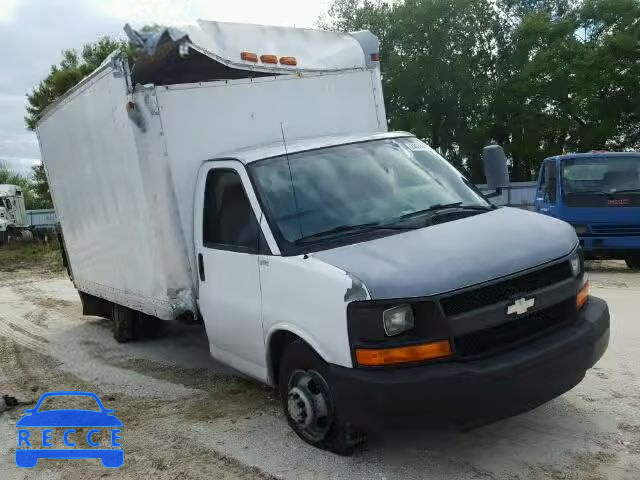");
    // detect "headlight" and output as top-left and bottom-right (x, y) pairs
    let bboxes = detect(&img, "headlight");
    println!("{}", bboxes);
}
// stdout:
(569, 249), (583, 277)
(383, 305), (414, 336)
